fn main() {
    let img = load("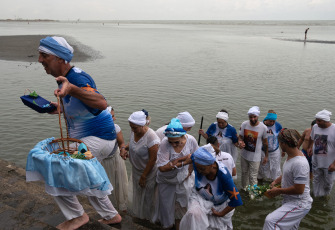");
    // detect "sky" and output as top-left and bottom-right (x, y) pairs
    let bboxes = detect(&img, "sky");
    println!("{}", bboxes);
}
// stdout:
(0, 0), (334, 21)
